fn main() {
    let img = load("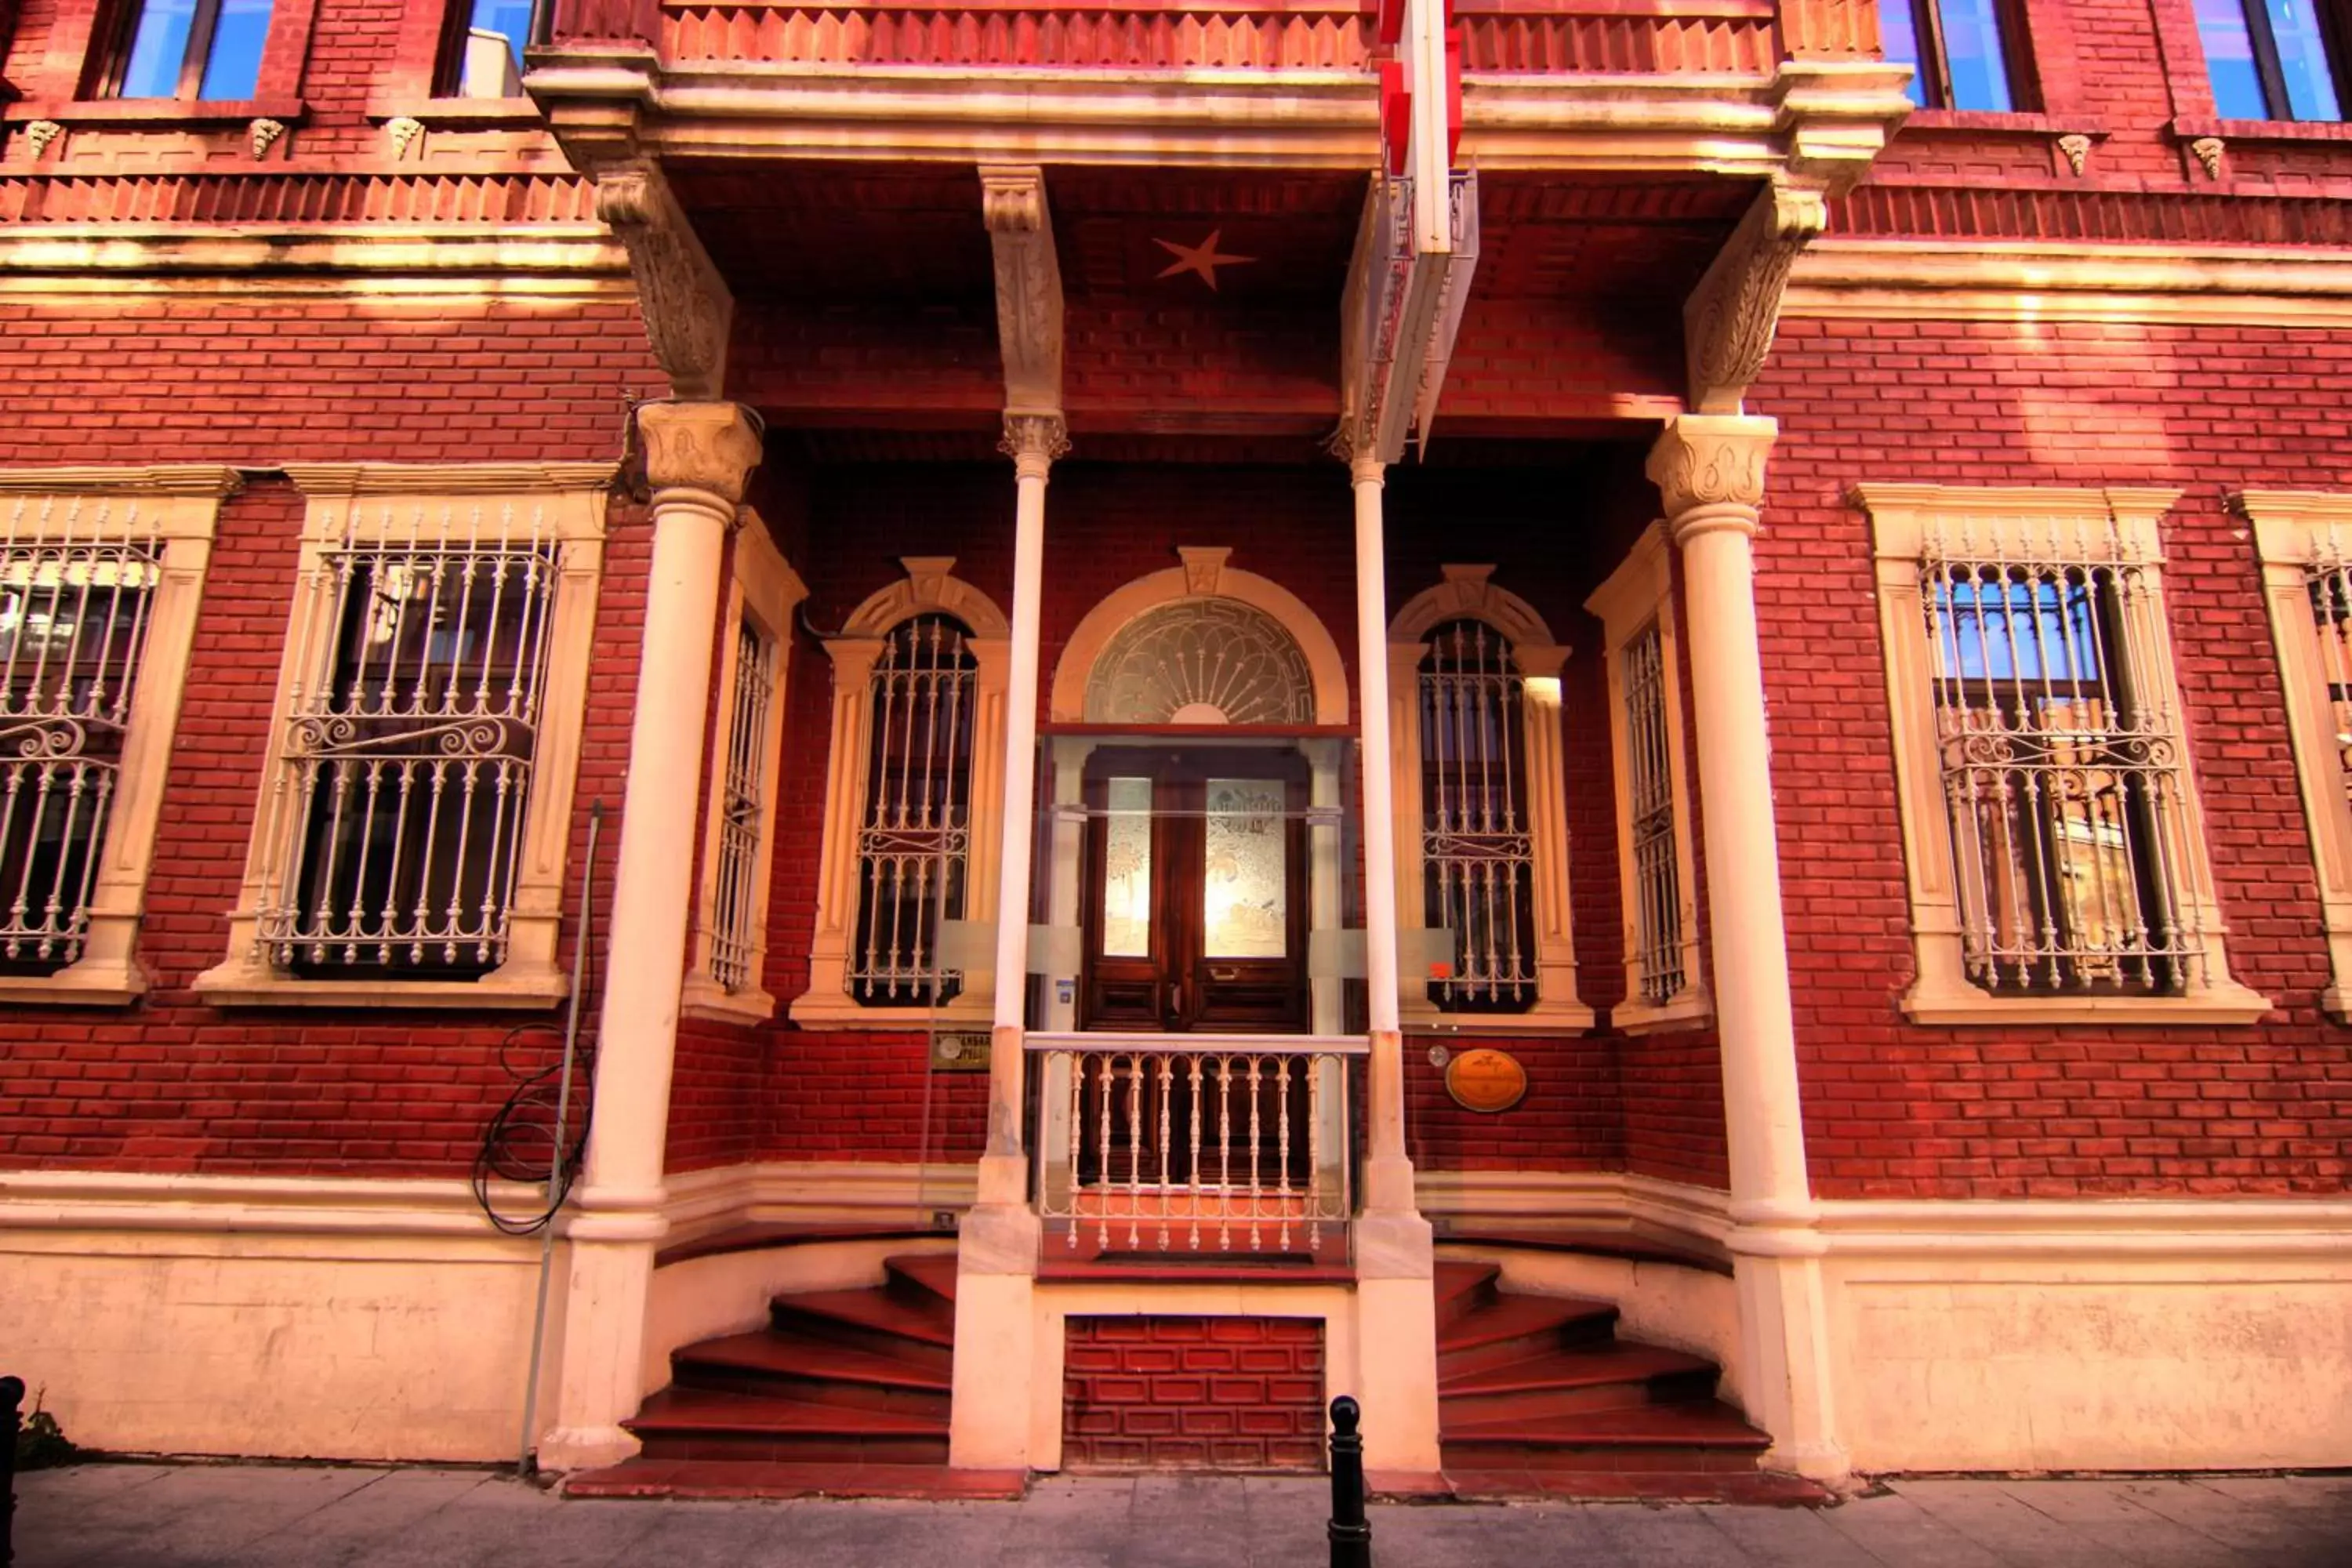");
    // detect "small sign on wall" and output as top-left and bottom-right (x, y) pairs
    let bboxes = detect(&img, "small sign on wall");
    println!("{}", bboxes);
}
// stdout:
(930, 1031), (992, 1072)
(1443, 1047), (1528, 1113)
